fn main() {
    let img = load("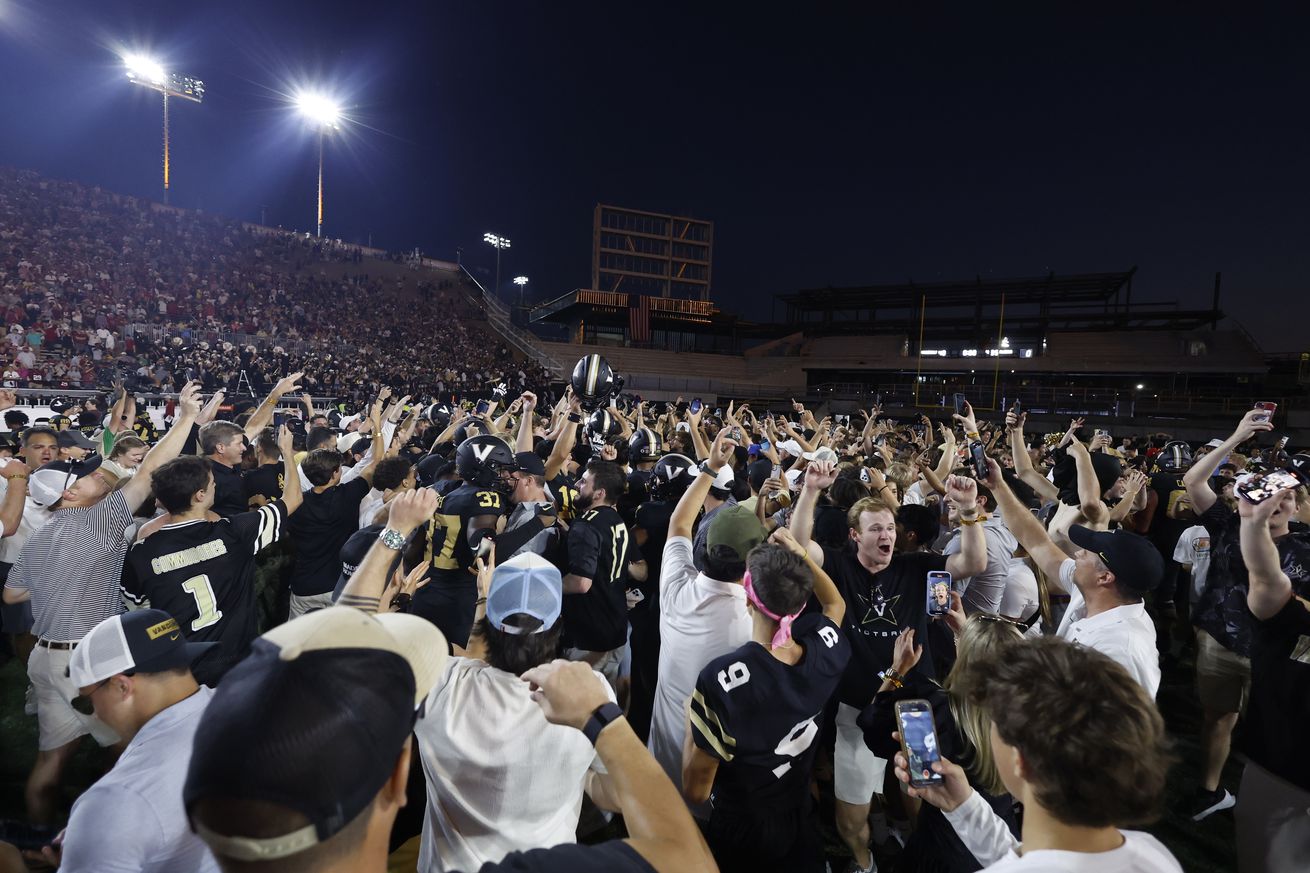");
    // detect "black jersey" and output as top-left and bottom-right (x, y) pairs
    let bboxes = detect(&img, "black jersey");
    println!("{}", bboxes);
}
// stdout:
(548, 473), (580, 525)
(633, 499), (674, 605)
(561, 504), (632, 651)
(690, 613), (849, 809)
(425, 481), (506, 583)
(618, 468), (653, 526)
(244, 462), (284, 507)
(121, 502), (289, 685)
